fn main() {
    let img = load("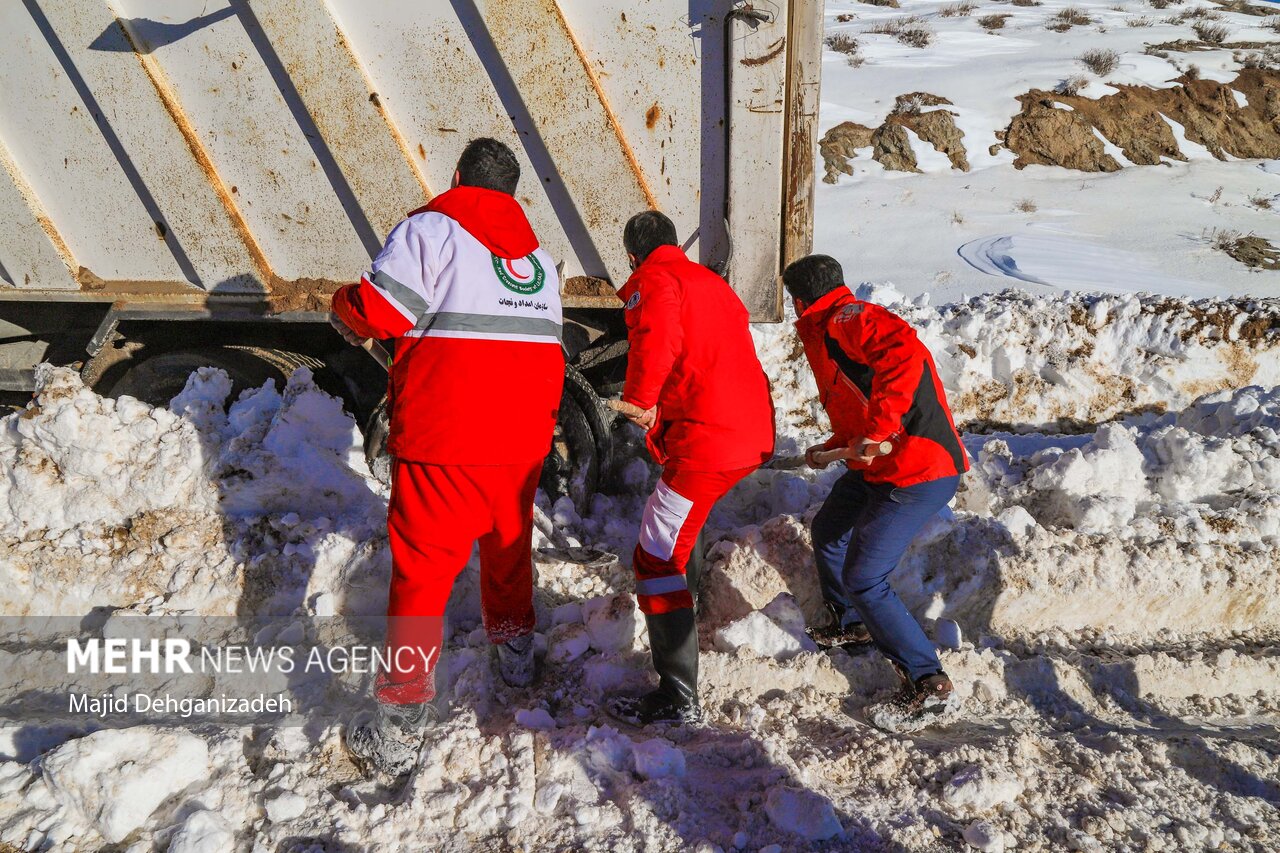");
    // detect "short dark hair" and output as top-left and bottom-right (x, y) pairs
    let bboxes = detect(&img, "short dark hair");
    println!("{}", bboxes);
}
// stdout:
(782, 254), (845, 304)
(456, 137), (520, 194)
(623, 210), (678, 263)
